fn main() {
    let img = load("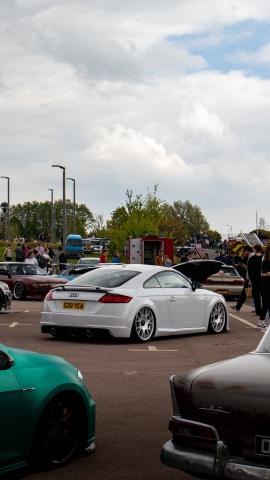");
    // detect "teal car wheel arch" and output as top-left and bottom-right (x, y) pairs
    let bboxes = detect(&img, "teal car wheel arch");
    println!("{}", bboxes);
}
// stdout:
(0, 344), (95, 477)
